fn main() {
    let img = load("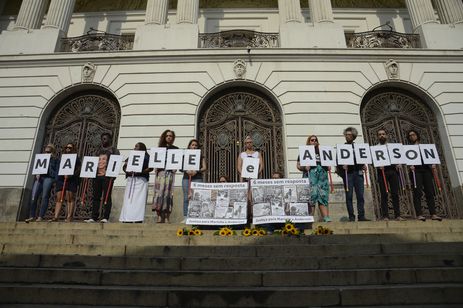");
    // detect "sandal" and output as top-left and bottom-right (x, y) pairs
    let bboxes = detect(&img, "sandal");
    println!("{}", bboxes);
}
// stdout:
(48, 217), (58, 222)
(25, 217), (34, 223)
(431, 215), (443, 221)
(417, 215), (426, 221)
